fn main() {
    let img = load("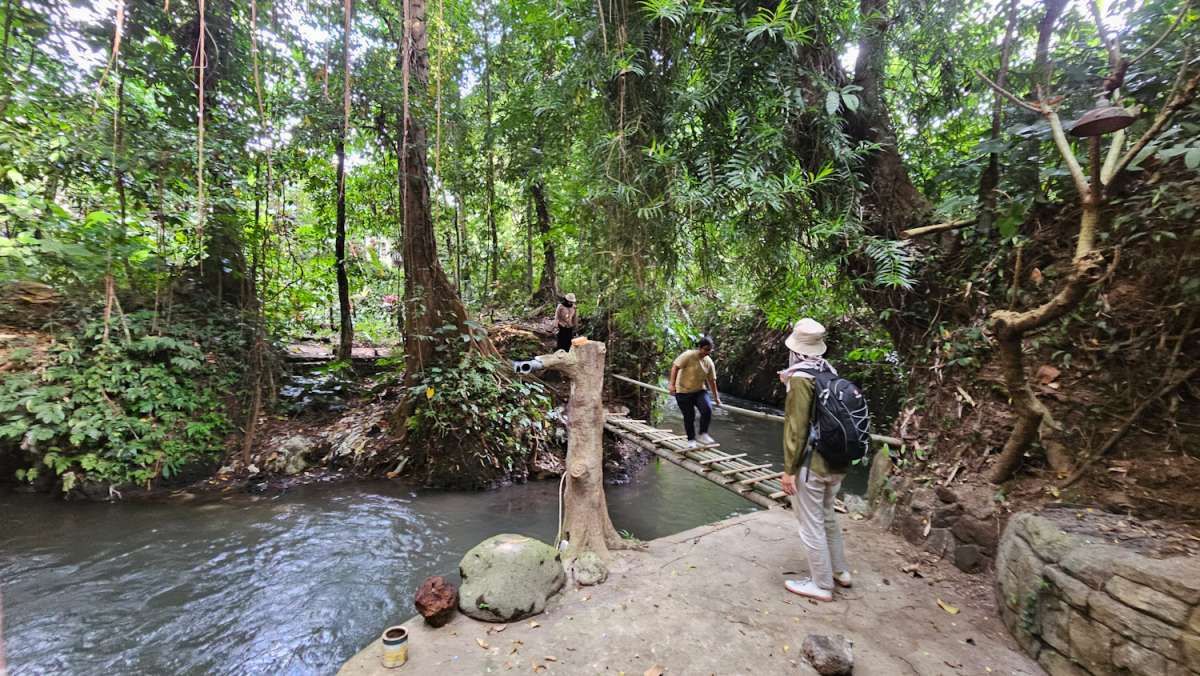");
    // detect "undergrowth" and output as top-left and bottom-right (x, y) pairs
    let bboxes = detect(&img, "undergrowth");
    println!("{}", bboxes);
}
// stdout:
(0, 307), (244, 492)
